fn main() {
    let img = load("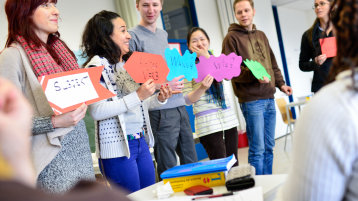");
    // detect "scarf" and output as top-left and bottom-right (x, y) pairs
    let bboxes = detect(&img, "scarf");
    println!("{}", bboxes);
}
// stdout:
(115, 68), (140, 98)
(196, 52), (227, 109)
(114, 62), (146, 134)
(16, 35), (79, 77)
(98, 57), (139, 99)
